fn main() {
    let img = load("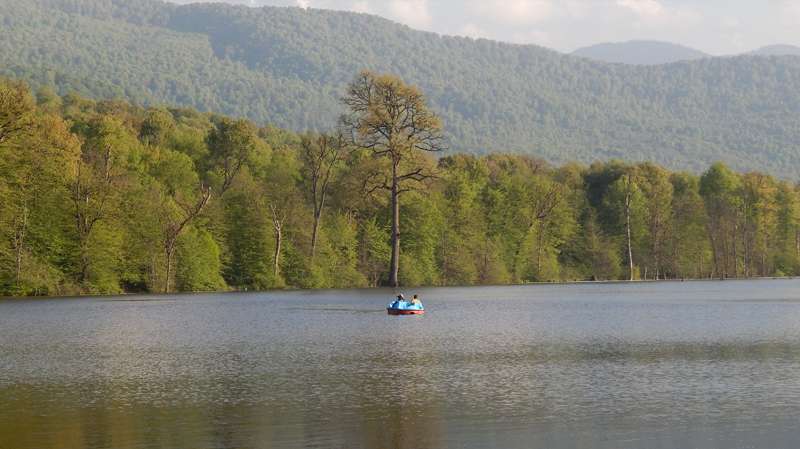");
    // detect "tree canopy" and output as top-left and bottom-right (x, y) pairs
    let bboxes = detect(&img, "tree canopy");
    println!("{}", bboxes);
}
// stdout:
(3, 76), (800, 296)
